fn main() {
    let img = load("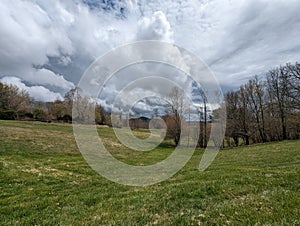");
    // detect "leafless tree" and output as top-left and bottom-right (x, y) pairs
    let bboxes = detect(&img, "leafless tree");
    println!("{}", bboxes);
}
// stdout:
(266, 66), (290, 140)
(166, 87), (188, 146)
(244, 76), (267, 142)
